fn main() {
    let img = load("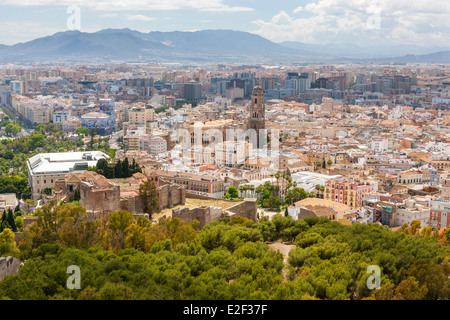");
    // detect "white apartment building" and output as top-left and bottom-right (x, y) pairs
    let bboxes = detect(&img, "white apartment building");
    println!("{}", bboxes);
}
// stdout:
(138, 136), (167, 157)
(371, 137), (389, 154)
(395, 199), (430, 227)
(53, 109), (72, 123)
(10, 81), (23, 95)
